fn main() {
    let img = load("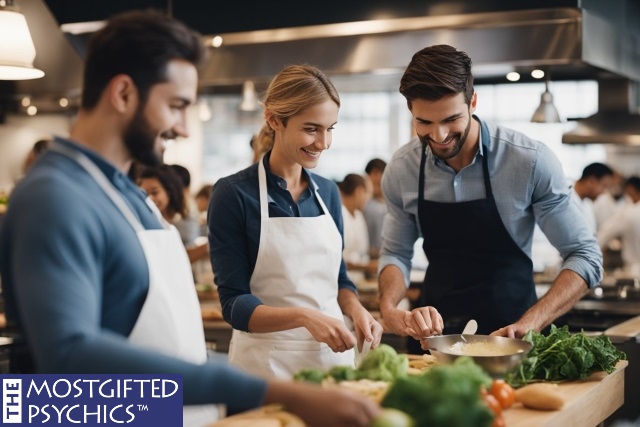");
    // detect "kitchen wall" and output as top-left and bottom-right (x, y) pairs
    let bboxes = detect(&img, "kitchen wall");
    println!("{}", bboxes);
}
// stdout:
(0, 114), (72, 194)
(0, 107), (205, 197)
